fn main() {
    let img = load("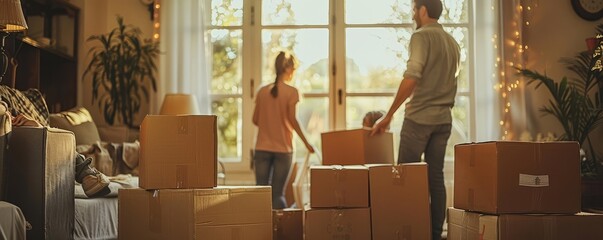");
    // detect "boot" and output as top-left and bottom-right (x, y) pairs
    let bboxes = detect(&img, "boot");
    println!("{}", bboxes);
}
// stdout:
(75, 154), (110, 198)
